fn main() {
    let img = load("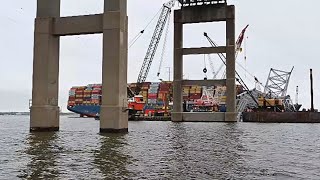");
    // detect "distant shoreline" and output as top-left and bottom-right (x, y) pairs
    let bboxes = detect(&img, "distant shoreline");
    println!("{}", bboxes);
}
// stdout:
(0, 112), (75, 116)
